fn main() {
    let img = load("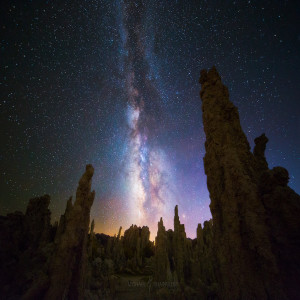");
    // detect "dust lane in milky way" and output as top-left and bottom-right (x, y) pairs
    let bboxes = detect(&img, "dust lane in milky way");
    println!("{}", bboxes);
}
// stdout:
(122, 0), (176, 236)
